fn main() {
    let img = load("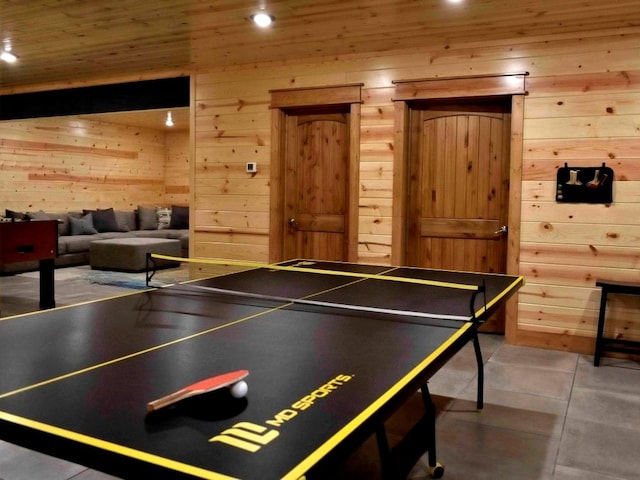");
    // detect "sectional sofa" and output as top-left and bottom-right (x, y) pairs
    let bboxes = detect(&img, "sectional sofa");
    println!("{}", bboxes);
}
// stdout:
(1, 205), (189, 274)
